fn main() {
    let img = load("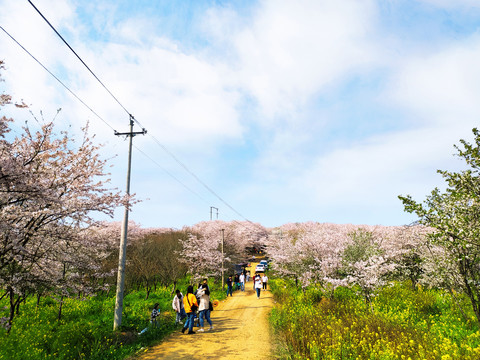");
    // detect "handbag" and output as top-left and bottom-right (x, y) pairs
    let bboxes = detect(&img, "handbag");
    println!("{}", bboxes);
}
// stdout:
(209, 301), (214, 311)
